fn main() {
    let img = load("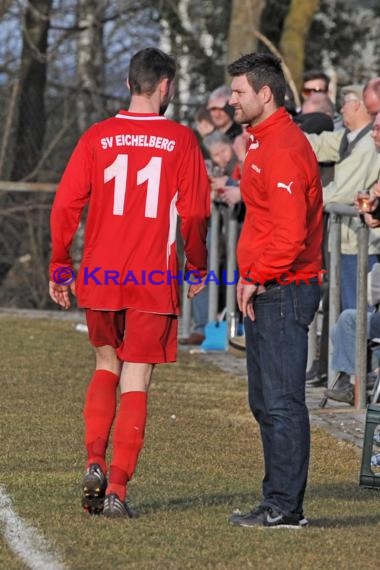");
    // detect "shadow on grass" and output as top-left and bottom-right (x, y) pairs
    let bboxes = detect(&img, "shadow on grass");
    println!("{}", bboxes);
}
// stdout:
(311, 514), (380, 528)
(307, 481), (380, 501)
(138, 491), (254, 514)
(137, 482), (380, 523)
